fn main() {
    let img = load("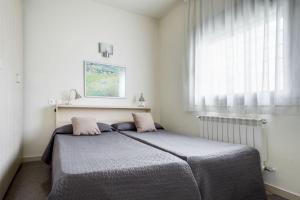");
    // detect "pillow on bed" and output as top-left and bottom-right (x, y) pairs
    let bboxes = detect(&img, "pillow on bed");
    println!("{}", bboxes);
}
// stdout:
(55, 123), (113, 134)
(97, 123), (115, 132)
(55, 124), (74, 134)
(71, 117), (101, 136)
(132, 113), (157, 133)
(154, 122), (164, 130)
(111, 122), (136, 131)
(111, 122), (163, 131)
